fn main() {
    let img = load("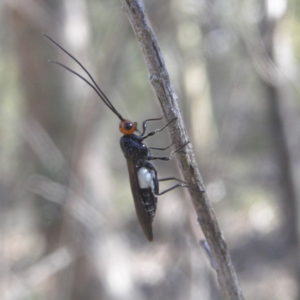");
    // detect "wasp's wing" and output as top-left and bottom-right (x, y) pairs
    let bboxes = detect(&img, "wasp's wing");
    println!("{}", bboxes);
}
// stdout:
(126, 159), (155, 241)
